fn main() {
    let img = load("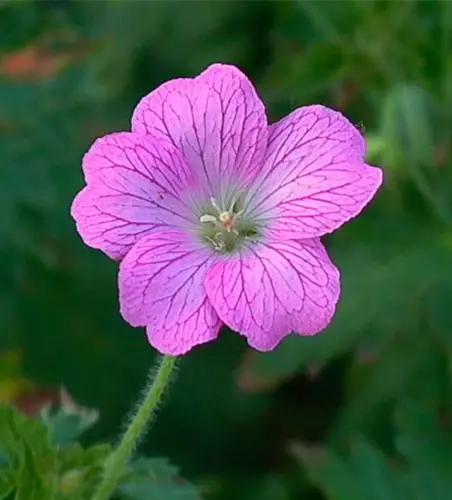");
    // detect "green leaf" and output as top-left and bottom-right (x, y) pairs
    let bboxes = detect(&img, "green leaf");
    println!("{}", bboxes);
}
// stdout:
(0, 474), (13, 500)
(55, 443), (111, 499)
(117, 457), (202, 500)
(334, 331), (430, 437)
(0, 405), (113, 500)
(346, 438), (409, 500)
(0, 404), (55, 500)
(262, 42), (344, 110)
(291, 442), (368, 500)
(0, 1), (41, 50)
(380, 83), (434, 167)
(292, 438), (410, 500)
(395, 400), (452, 500)
(246, 475), (291, 500)
(40, 397), (99, 446)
